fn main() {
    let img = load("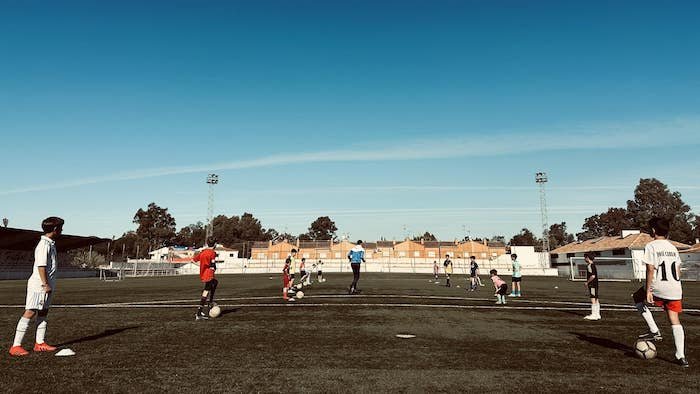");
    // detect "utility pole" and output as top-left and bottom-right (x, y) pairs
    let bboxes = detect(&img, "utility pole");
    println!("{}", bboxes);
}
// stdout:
(535, 172), (550, 253)
(205, 173), (219, 244)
